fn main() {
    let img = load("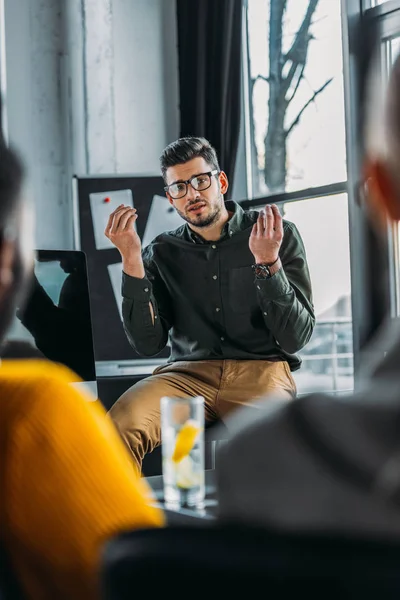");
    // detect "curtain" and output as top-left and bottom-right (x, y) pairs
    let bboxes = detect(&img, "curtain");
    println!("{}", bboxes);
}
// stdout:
(176, 0), (243, 197)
